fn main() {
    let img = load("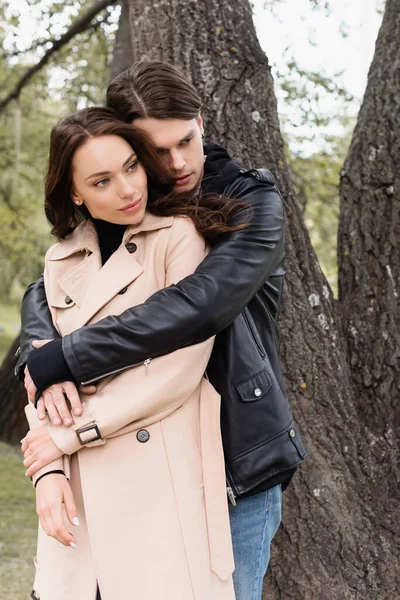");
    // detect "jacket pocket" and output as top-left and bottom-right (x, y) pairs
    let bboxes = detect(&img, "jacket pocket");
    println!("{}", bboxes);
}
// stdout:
(236, 370), (272, 402)
(242, 309), (265, 358)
